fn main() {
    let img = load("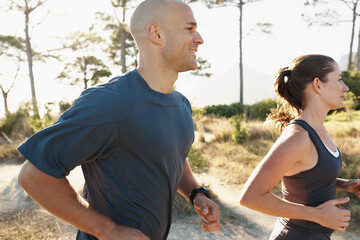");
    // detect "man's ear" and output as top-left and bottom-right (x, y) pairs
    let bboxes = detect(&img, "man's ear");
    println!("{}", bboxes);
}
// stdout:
(147, 24), (162, 45)
(312, 77), (322, 94)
